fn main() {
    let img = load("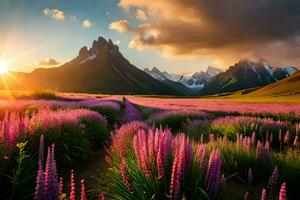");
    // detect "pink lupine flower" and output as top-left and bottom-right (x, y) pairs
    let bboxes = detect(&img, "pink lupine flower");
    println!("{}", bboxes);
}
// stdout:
(267, 166), (278, 196)
(251, 132), (256, 145)
(100, 192), (105, 200)
(293, 136), (299, 147)
(59, 177), (63, 198)
(197, 144), (206, 172)
(279, 182), (287, 200)
(279, 129), (282, 142)
(70, 170), (76, 200)
(221, 174), (226, 187)
(157, 146), (164, 180)
(80, 179), (87, 200)
(265, 141), (270, 151)
(284, 131), (290, 144)
(170, 134), (189, 200)
(120, 158), (131, 191)
(133, 130), (151, 176)
(261, 188), (267, 200)
(248, 168), (253, 185)
(269, 132), (273, 144)
(256, 141), (262, 159)
(244, 192), (249, 200)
